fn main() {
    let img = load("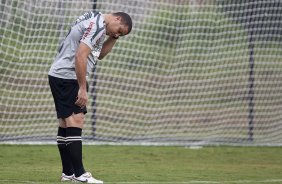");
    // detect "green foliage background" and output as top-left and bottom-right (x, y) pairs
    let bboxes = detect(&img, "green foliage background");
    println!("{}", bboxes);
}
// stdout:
(0, 1), (282, 144)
